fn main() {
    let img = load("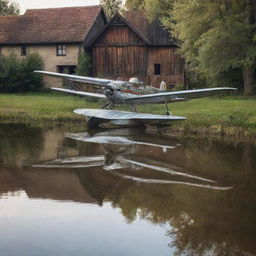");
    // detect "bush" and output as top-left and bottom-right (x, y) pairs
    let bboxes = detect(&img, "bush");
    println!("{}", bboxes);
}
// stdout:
(186, 66), (244, 90)
(76, 52), (91, 76)
(0, 53), (44, 93)
(20, 54), (44, 92)
(0, 53), (21, 92)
